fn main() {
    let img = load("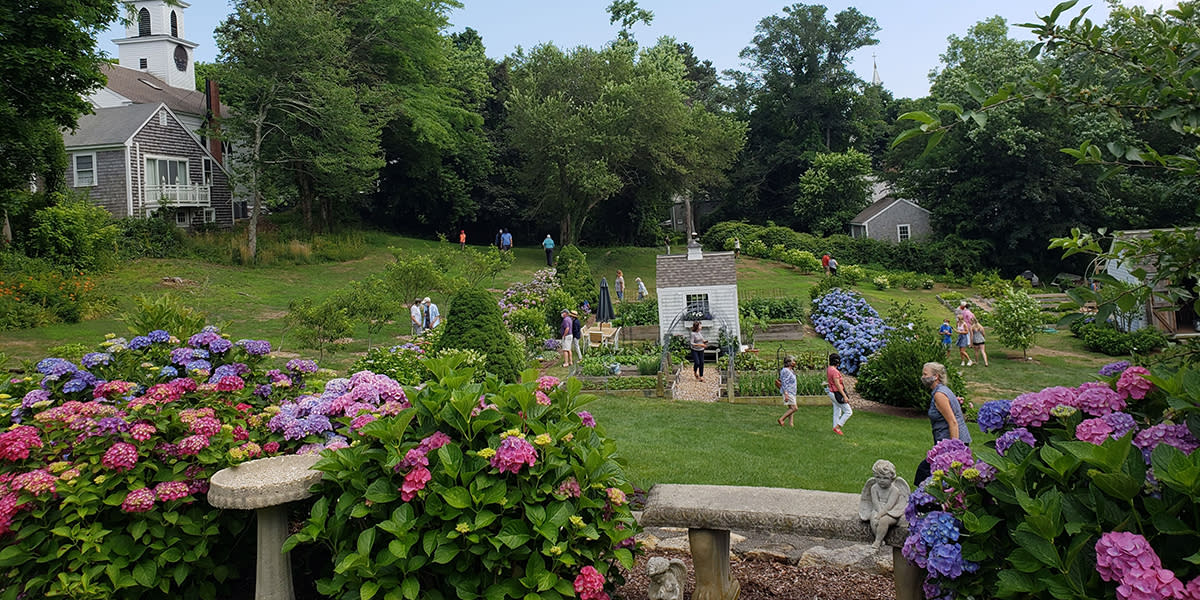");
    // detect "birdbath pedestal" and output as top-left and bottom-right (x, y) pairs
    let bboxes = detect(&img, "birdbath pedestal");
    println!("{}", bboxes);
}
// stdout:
(208, 454), (324, 600)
